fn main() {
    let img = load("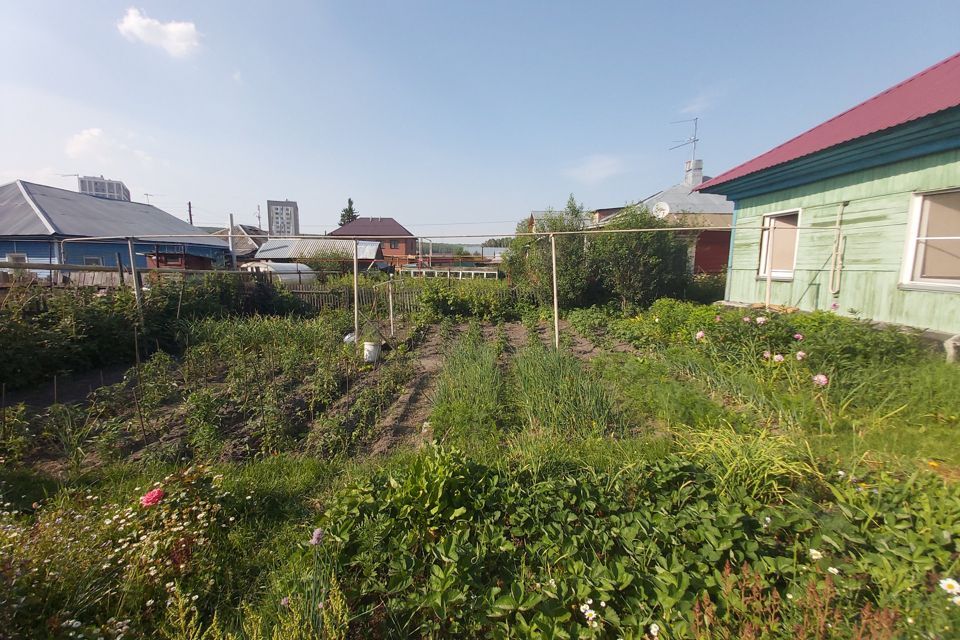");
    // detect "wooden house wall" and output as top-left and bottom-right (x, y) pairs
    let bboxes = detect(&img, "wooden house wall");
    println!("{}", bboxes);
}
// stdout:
(726, 148), (960, 333)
